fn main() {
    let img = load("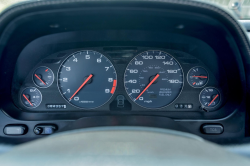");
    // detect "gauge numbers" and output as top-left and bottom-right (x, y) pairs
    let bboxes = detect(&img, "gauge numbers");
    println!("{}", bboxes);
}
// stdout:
(124, 50), (183, 109)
